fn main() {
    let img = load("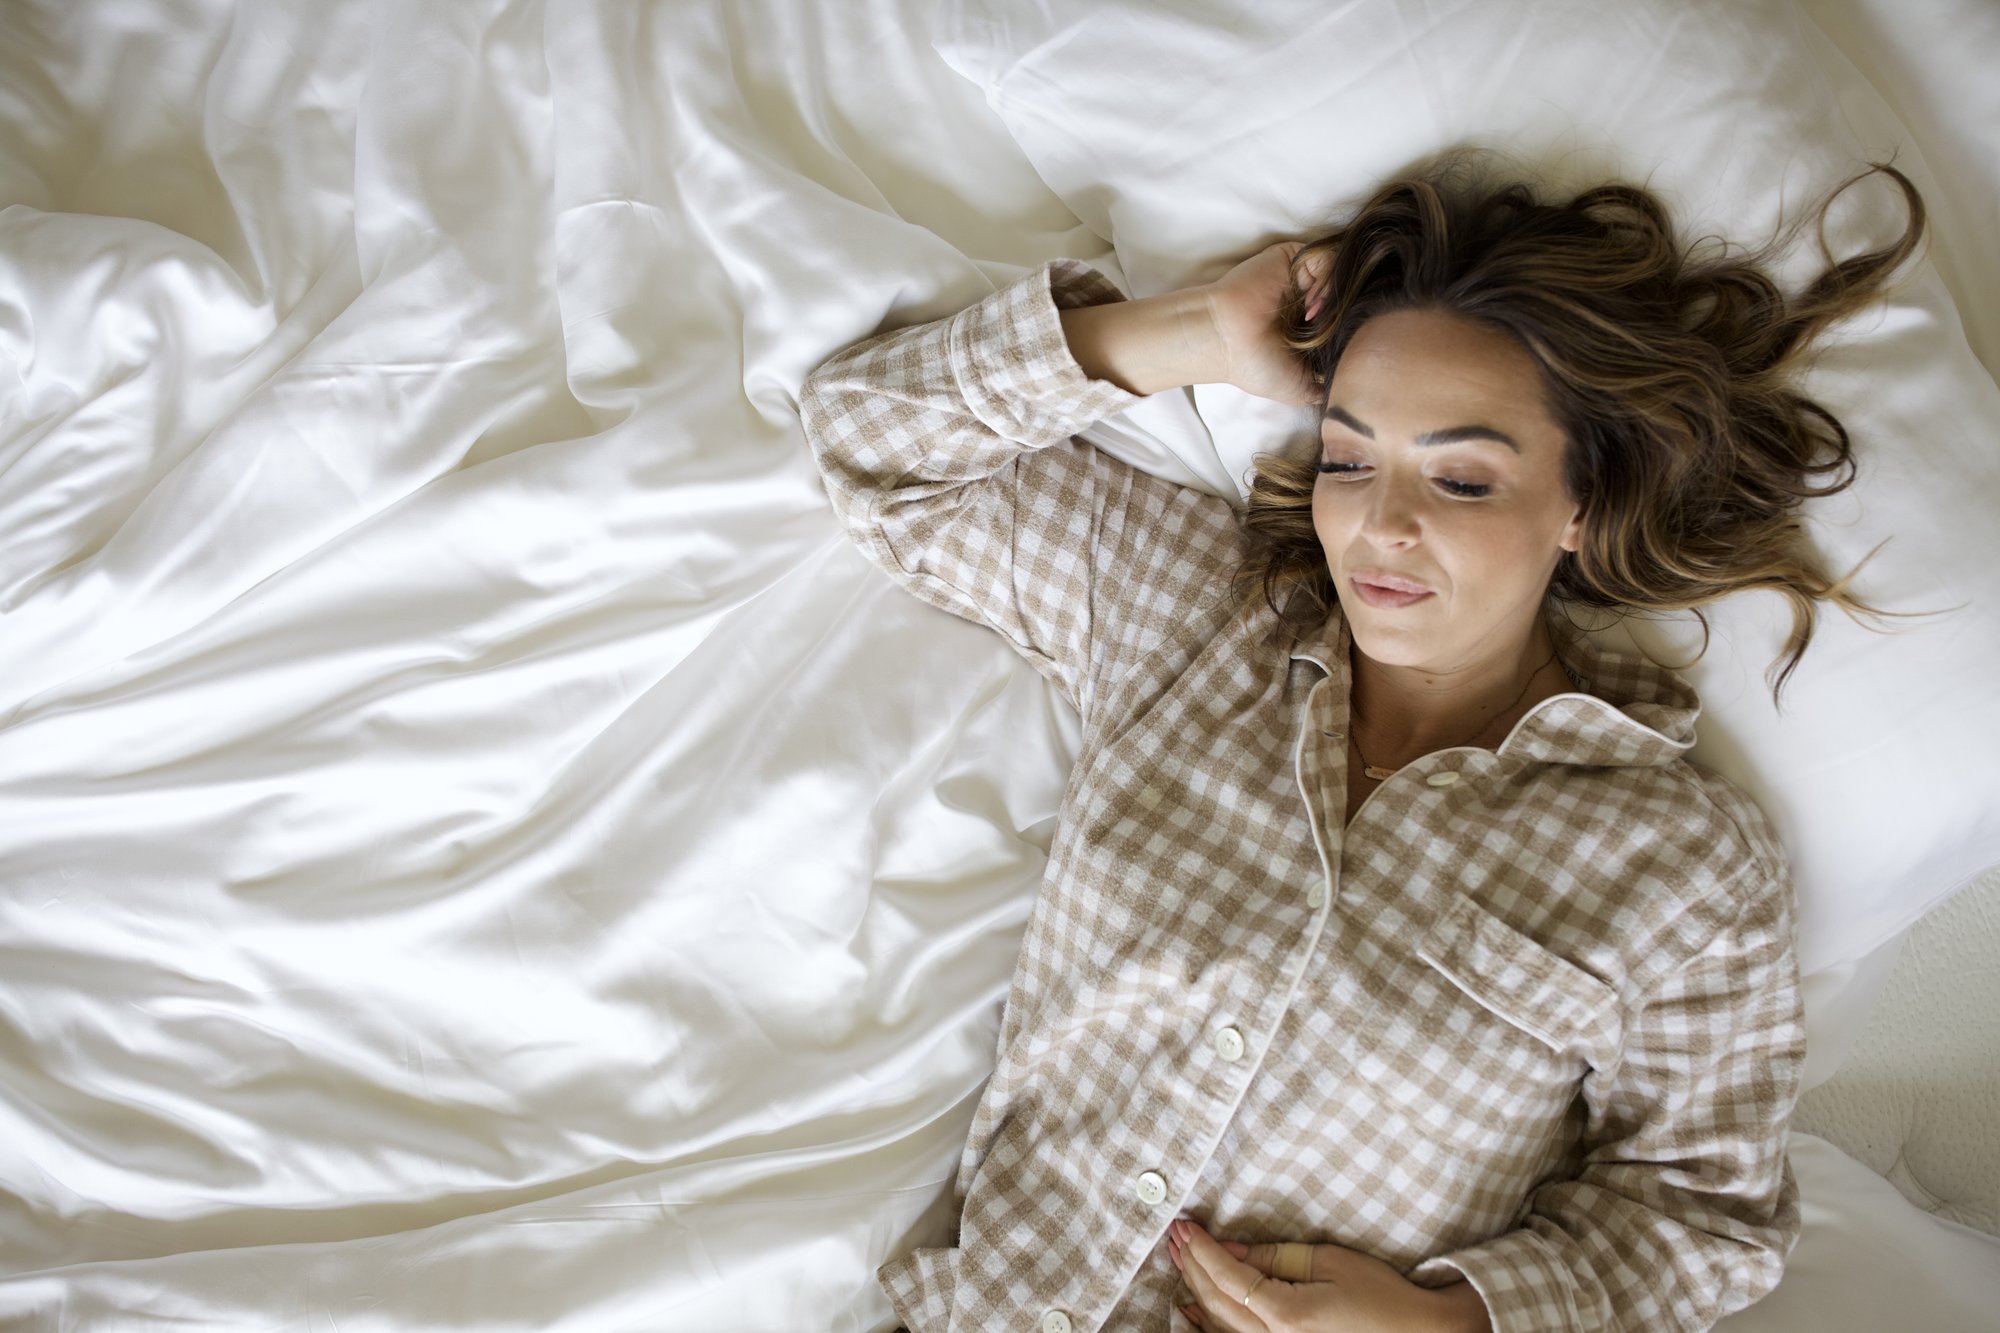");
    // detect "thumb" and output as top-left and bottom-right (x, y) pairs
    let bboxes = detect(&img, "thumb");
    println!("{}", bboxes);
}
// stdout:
(1238, 1240), (1334, 1284)
(1237, 1241), (1293, 1274)
(1220, 1239), (1295, 1277)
